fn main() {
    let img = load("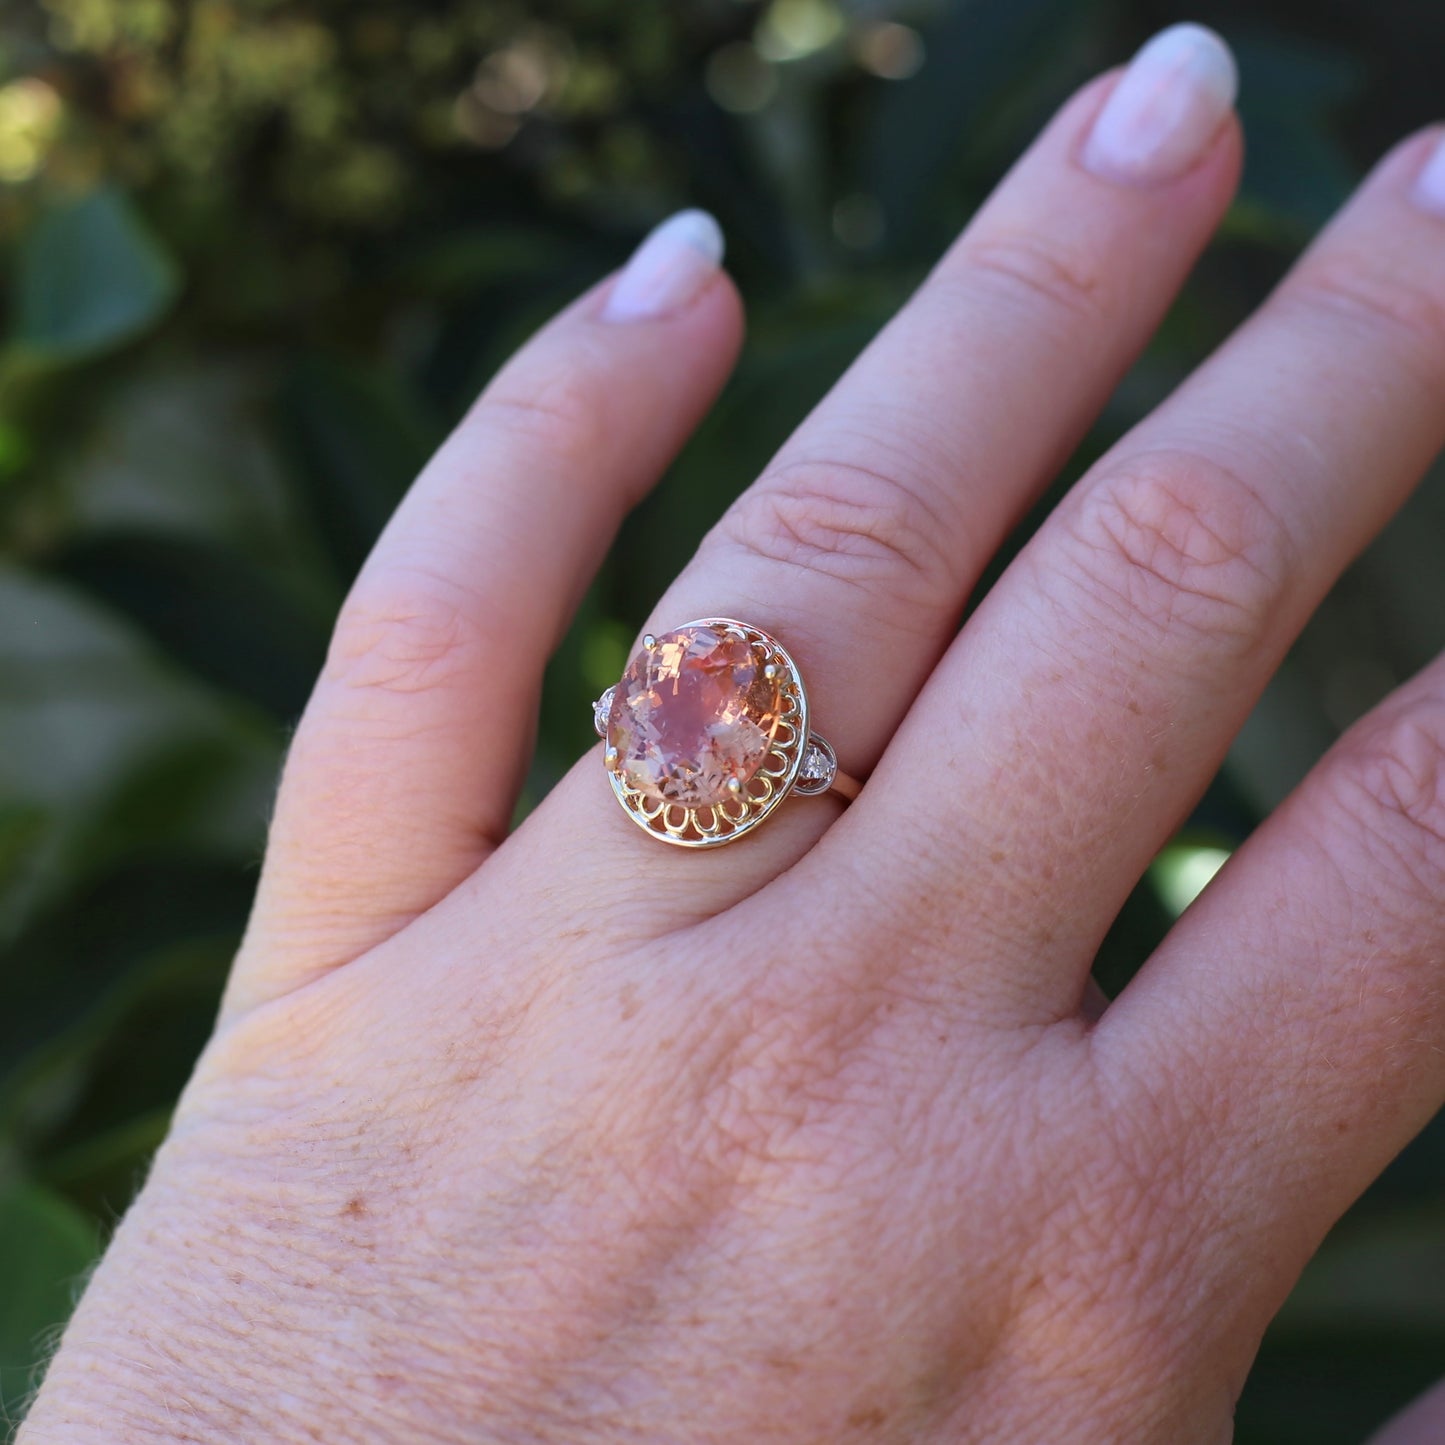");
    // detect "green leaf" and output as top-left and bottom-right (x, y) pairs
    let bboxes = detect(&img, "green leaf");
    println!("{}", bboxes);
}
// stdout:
(1237, 1328), (1445, 1445)
(1275, 1205), (1445, 1337)
(857, 0), (1093, 258)
(395, 226), (579, 298)
(9, 189), (181, 367)
(51, 534), (329, 721)
(0, 563), (279, 937)
(0, 804), (47, 935)
(37, 1107), (172, 1217)
(1234, 31), (1363, 232)
(0, 866), (245, 1149)
(0, 805), (46, 886)
(61, 360), (313, 570)
(0, 419), (33, 478)
(0, 1180), (96, 1419)
(275, 355), (439, 585)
